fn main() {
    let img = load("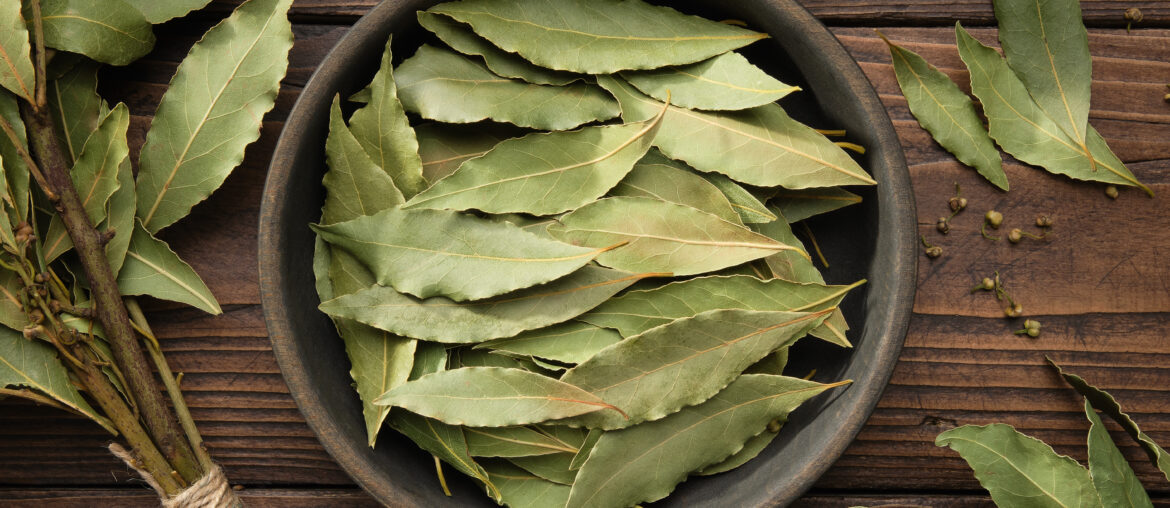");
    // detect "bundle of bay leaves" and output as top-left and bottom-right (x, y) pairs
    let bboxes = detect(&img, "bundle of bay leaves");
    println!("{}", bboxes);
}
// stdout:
(311, 0), (874, 506)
